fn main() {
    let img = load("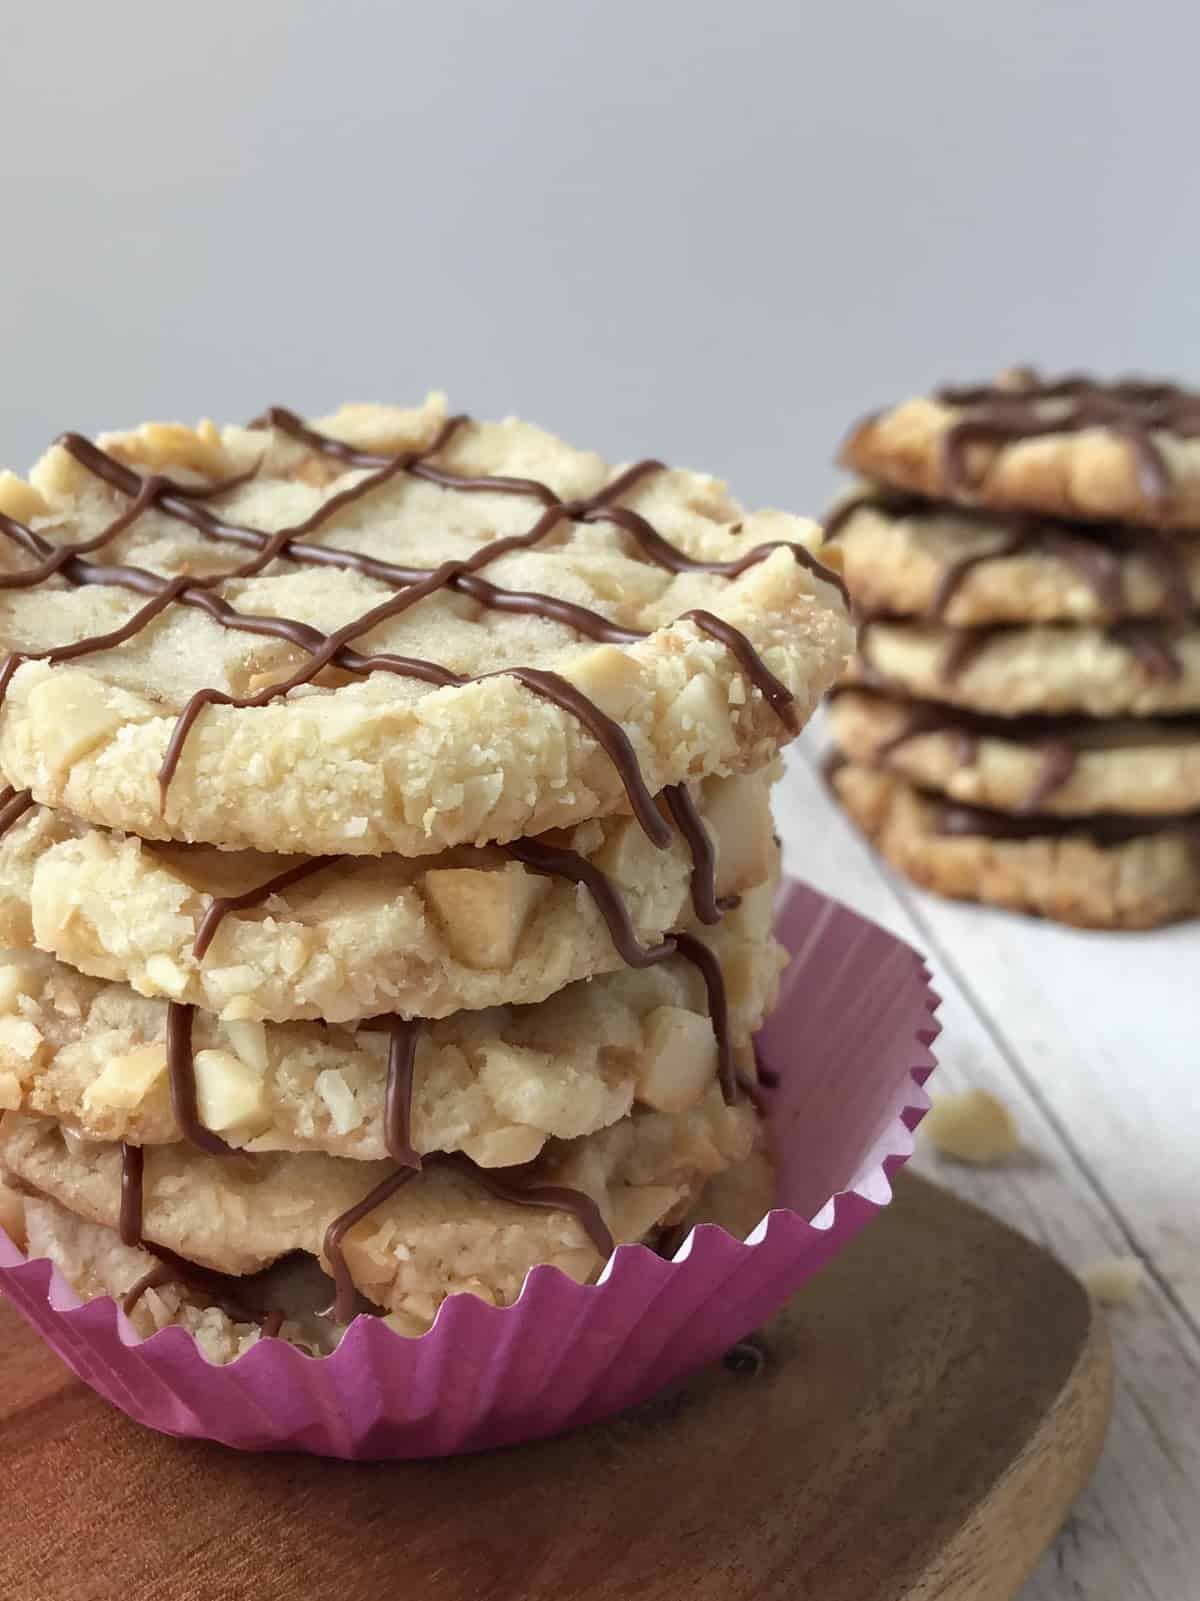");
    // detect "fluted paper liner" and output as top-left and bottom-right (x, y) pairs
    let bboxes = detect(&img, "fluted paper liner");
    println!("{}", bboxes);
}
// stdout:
(0, 880), (938, 1459)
